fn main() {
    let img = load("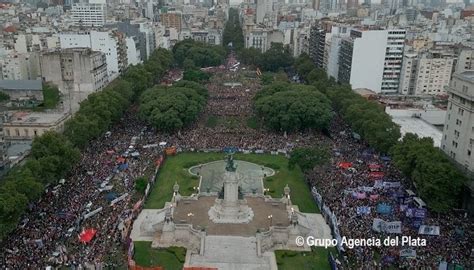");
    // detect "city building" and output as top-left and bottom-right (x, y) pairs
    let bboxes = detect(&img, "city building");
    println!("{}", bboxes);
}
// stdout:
(59, 31), (127, 79)
(400, 50), (454, 96)
(309, 25), (326, 69)
(441, 71), (474, 172)
(456, 49), (474, 73)
(40, 48), (109, 98)
(0, 53), (41, 80)
(338, 28), (406, 94)
(3, 111), (71, 141)
(0, 80), (43, 106)
(160, 12), (182, 32)
(71, 0), (107, 27)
